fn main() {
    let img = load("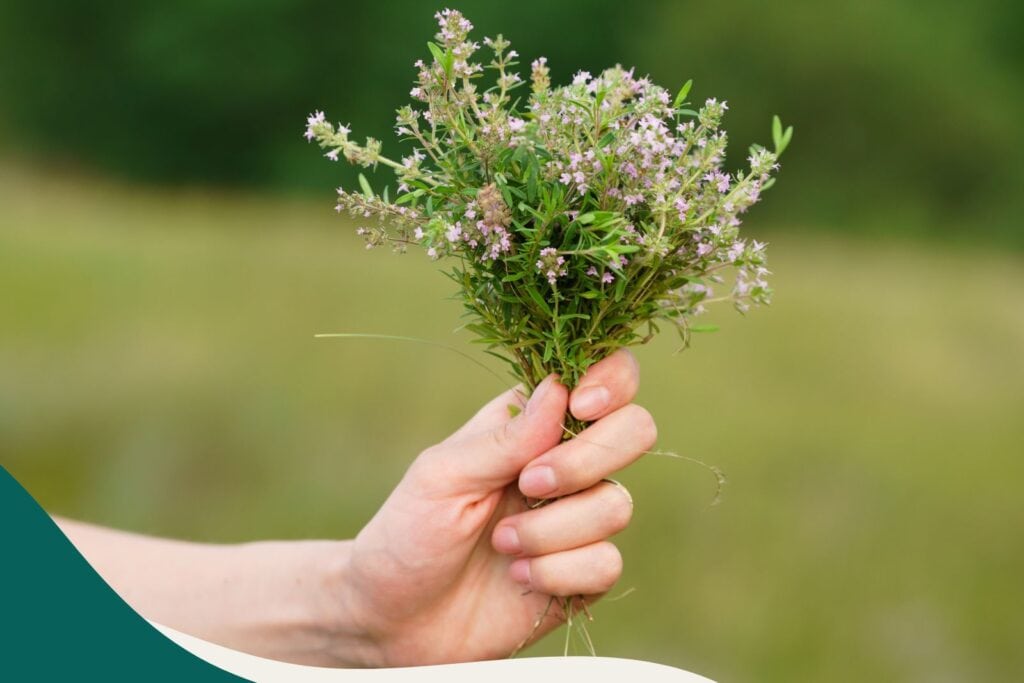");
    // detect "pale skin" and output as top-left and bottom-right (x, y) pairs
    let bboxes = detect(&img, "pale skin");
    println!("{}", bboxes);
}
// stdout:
(56, 350), (655, 667)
